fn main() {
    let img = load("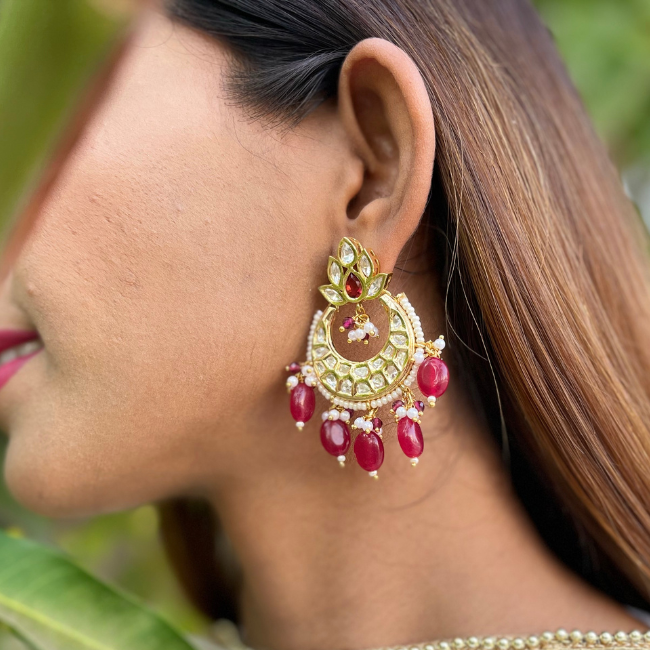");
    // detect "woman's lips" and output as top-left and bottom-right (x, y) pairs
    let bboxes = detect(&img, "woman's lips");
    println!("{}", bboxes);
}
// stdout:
(0, 329), (43, 391)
